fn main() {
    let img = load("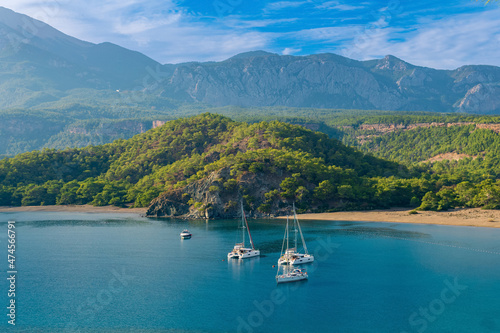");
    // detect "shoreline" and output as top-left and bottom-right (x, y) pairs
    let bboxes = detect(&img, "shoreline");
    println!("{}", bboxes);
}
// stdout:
(1, 205), (500, 228)
(281, 207), (500, 228)
(0, 204), (147, 214)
